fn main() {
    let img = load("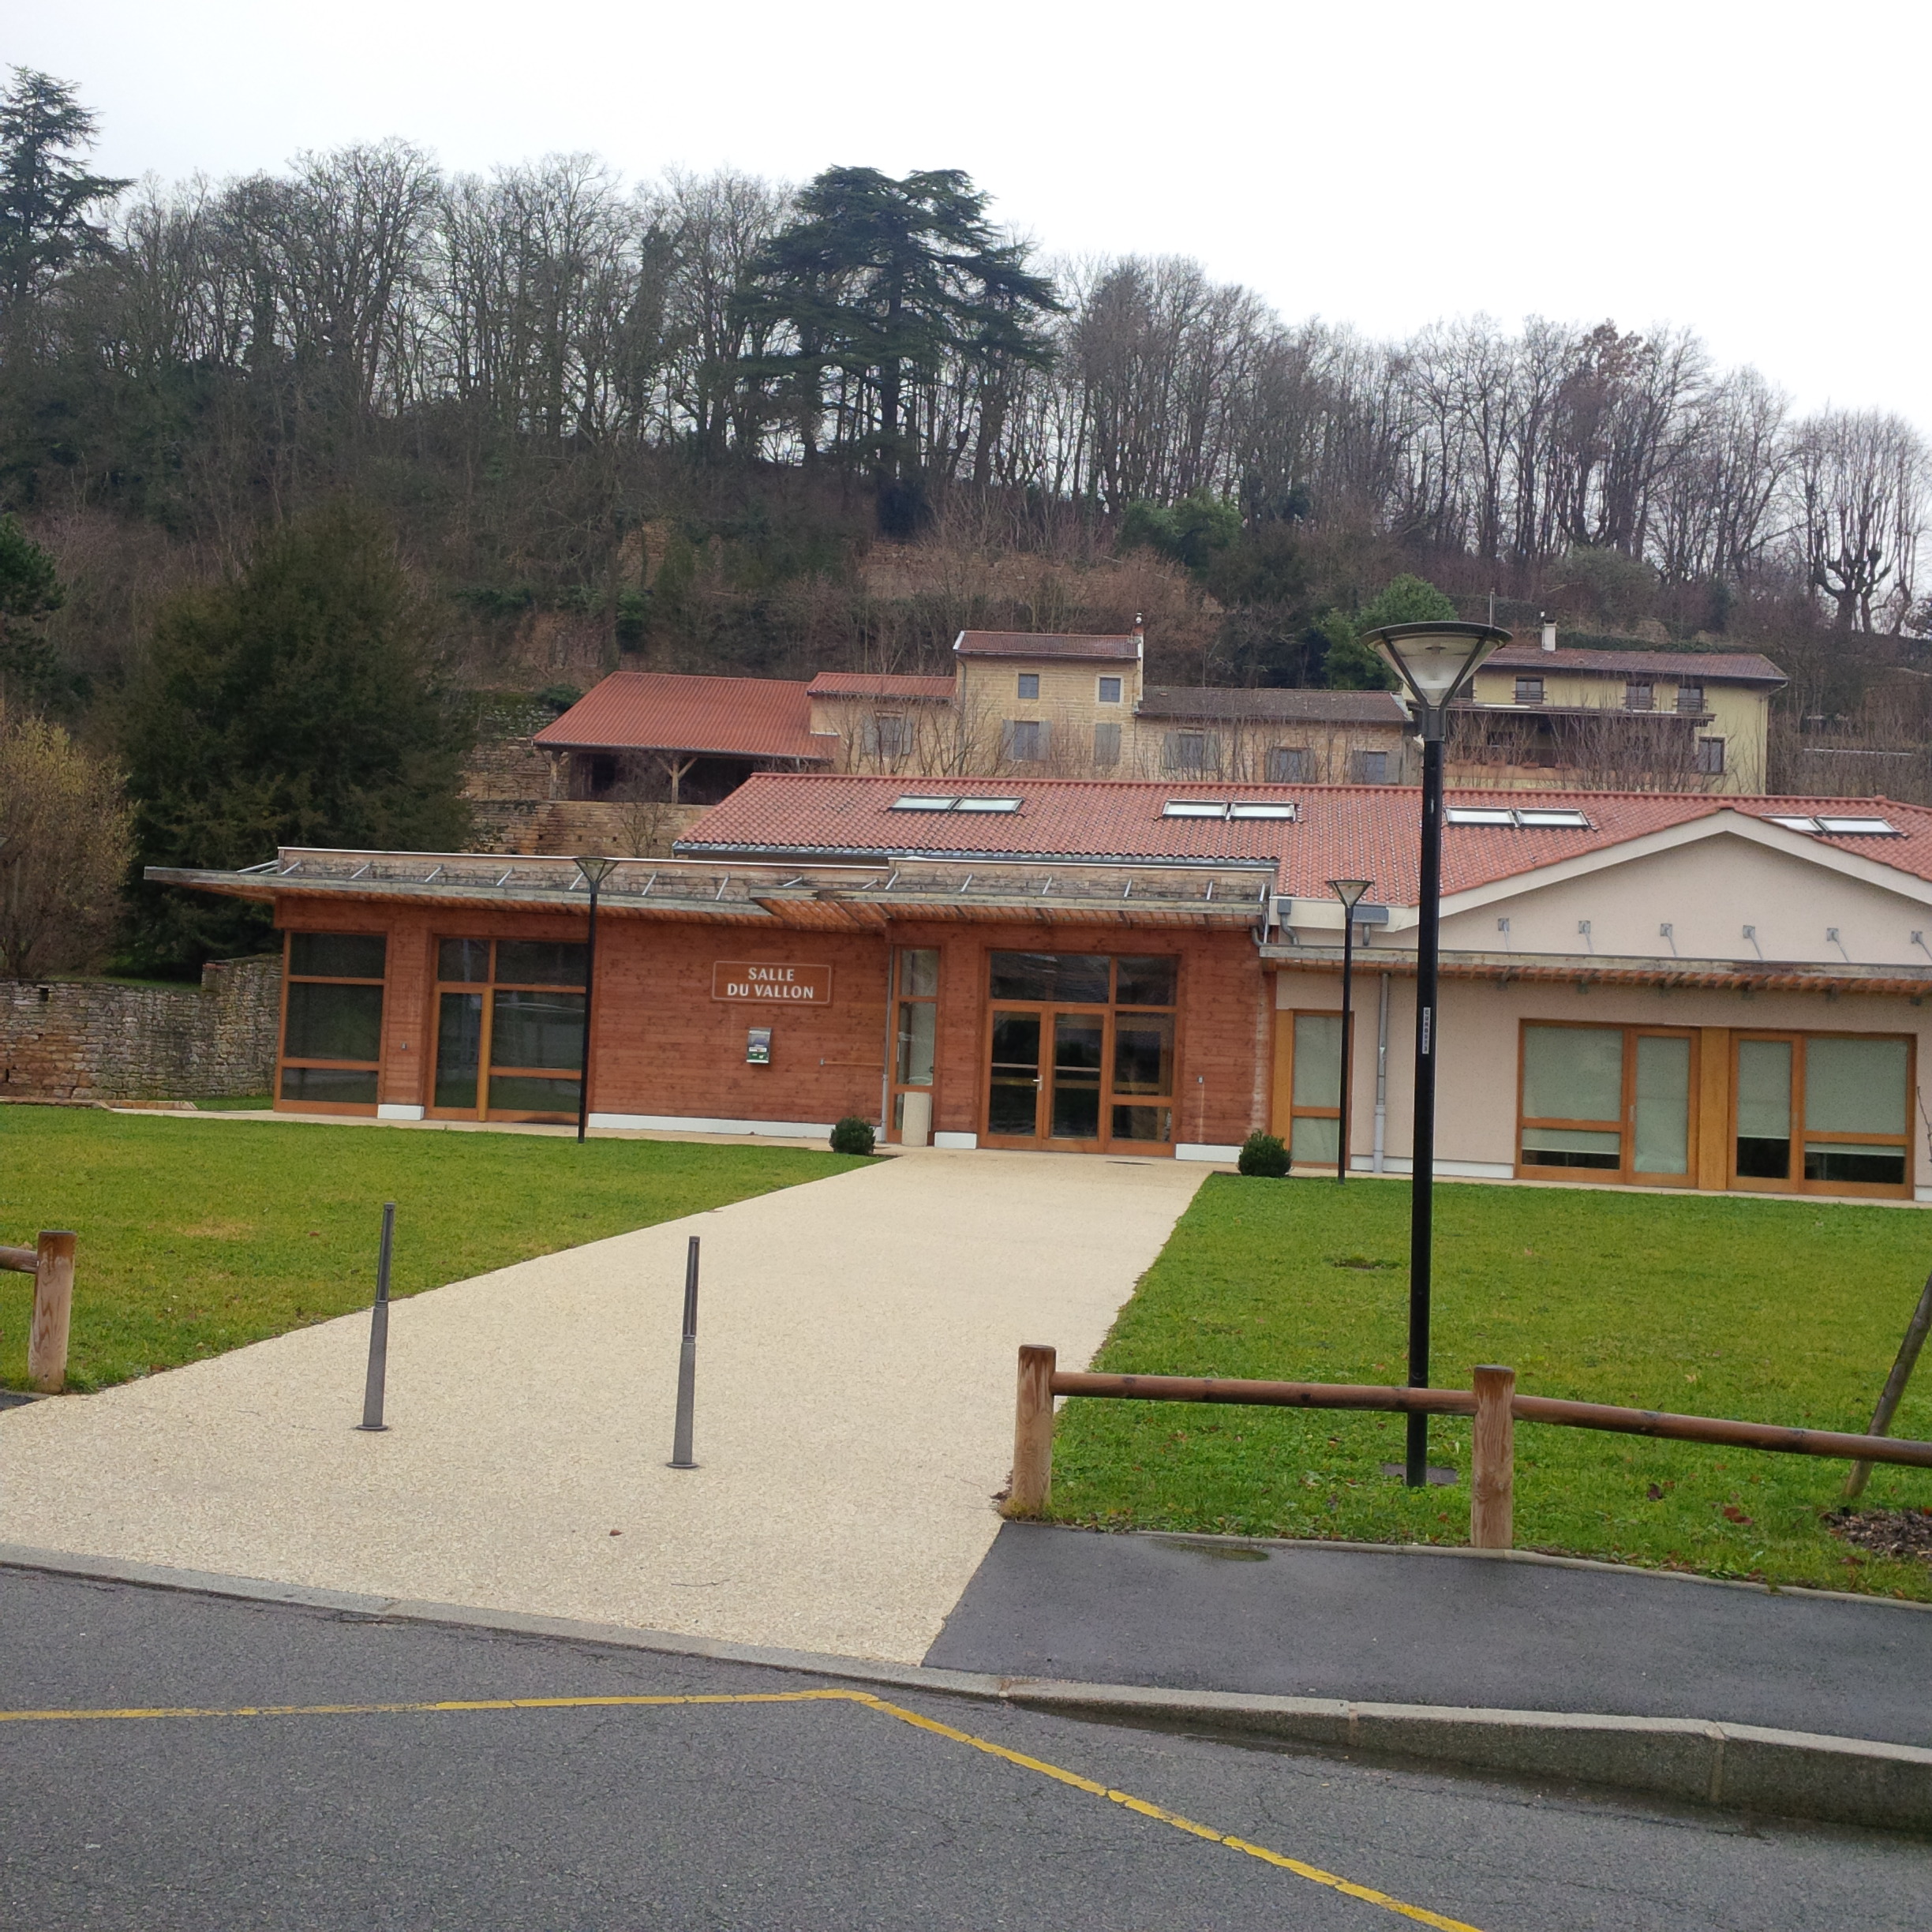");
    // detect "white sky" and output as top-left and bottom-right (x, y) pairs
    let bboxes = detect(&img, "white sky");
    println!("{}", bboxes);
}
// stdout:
(13, 0), (1930, 431)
